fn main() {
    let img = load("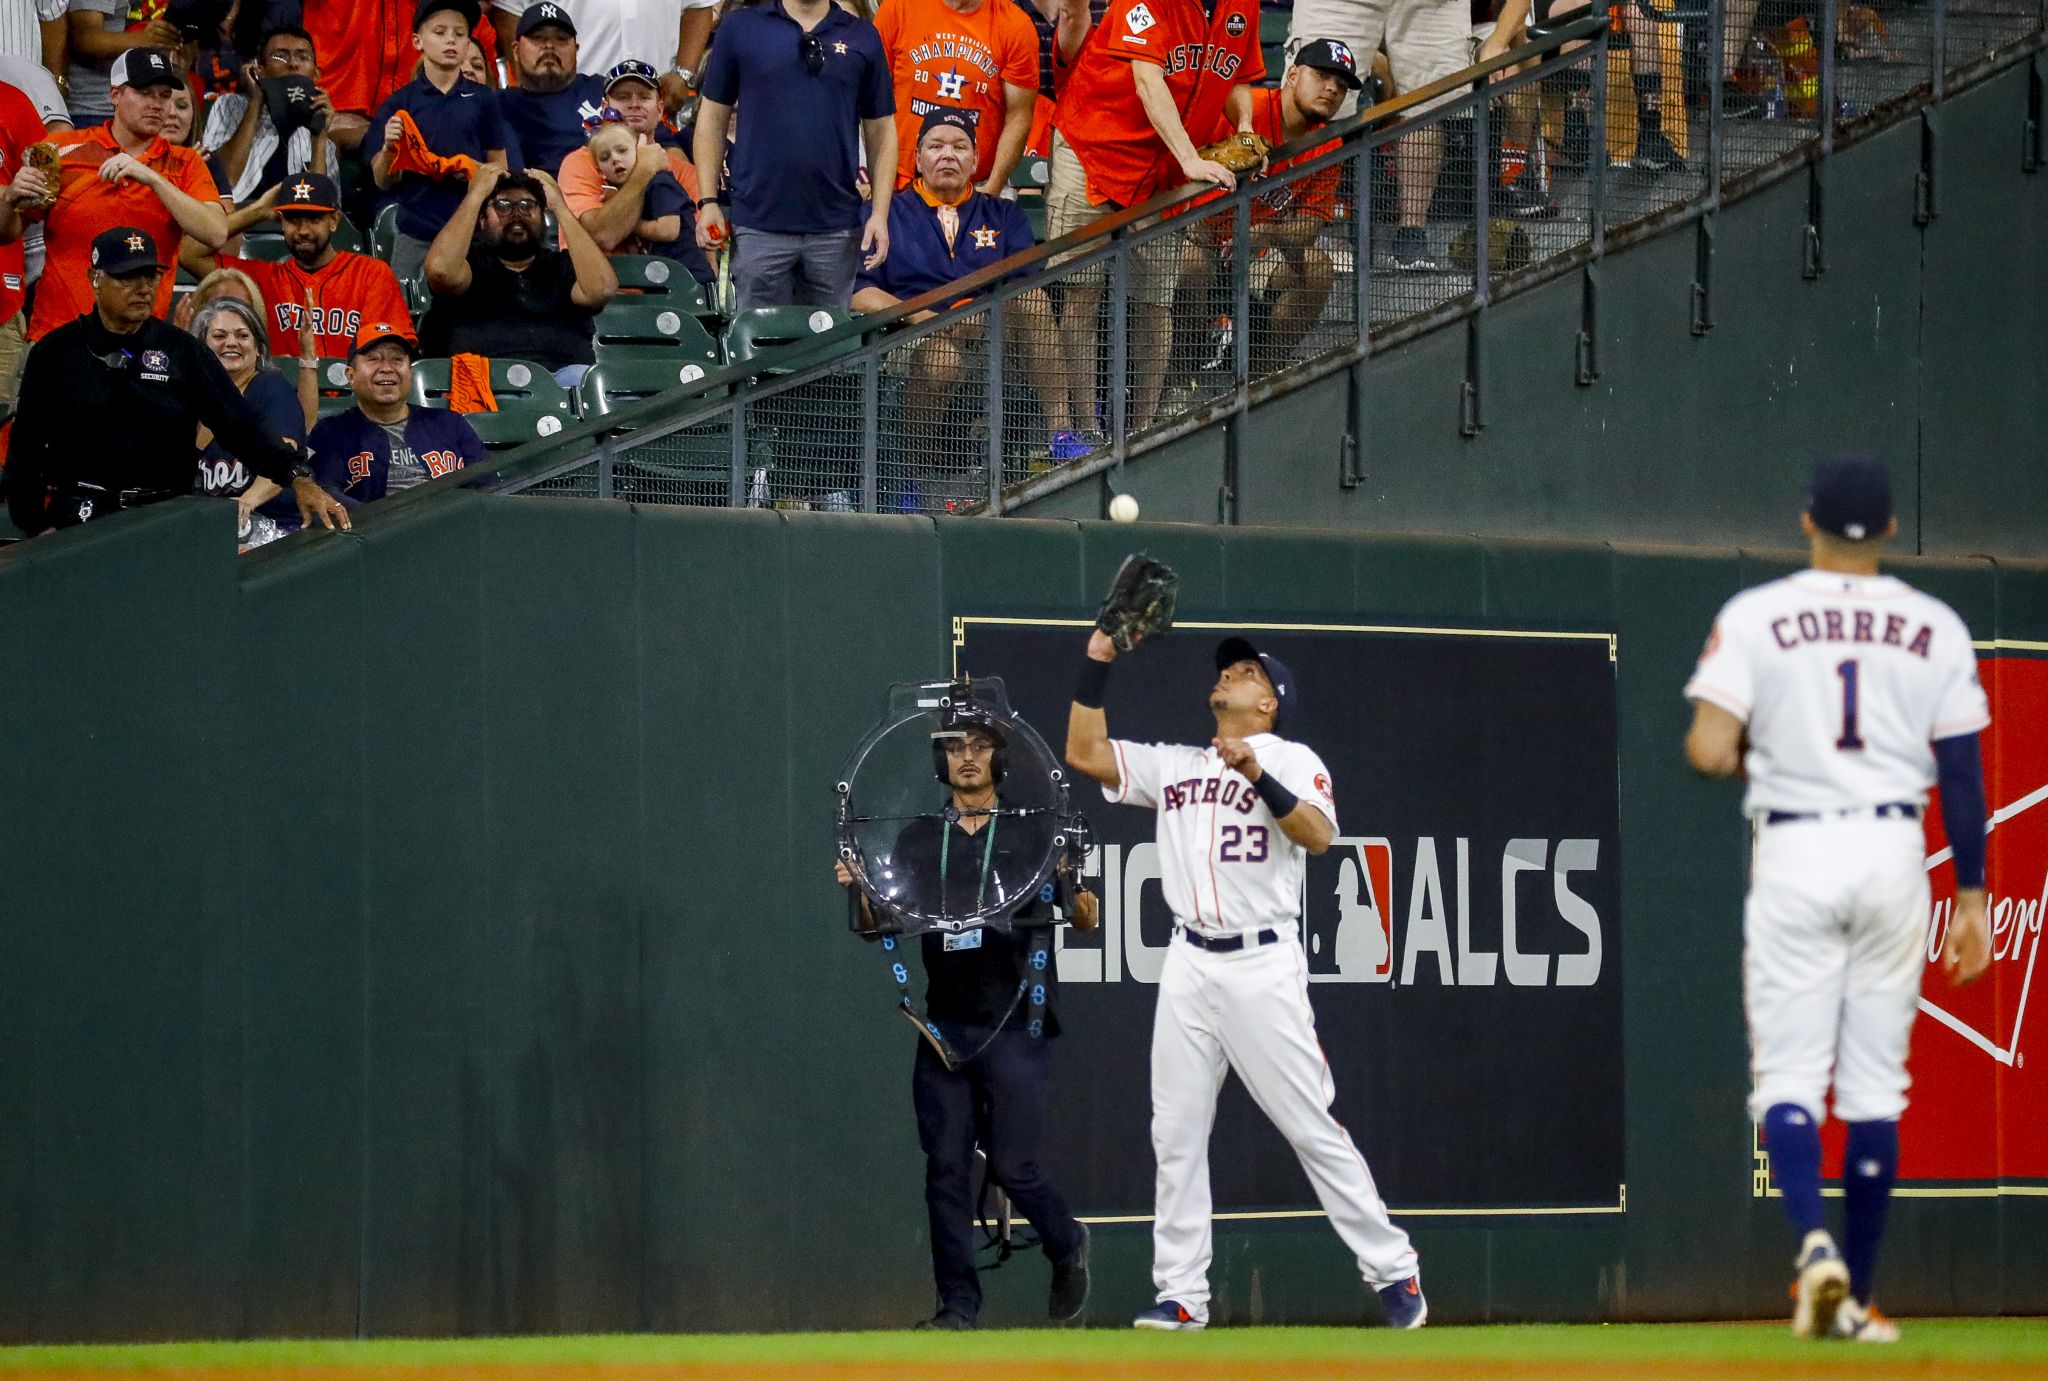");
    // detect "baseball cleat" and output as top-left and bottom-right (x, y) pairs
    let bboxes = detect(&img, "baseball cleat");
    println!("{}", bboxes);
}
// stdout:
(1790, 1230), (1851, 1338)
(1048, 1224), (1091, 1322)
(1377, 1275), (1428, 1329)
(913, 1307), (976, 1331)
(1132, 1299), (1204, 1330)
(1831, 1299), (1901, 1343)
